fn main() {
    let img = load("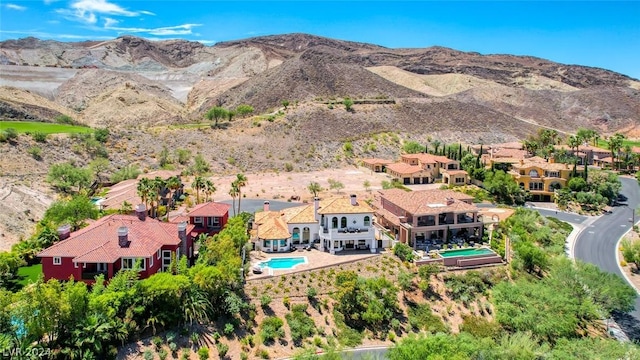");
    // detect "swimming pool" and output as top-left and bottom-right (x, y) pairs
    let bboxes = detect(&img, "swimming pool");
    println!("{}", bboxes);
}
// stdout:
(438, 248), (495, 258)
(259, 257), (307, 270)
